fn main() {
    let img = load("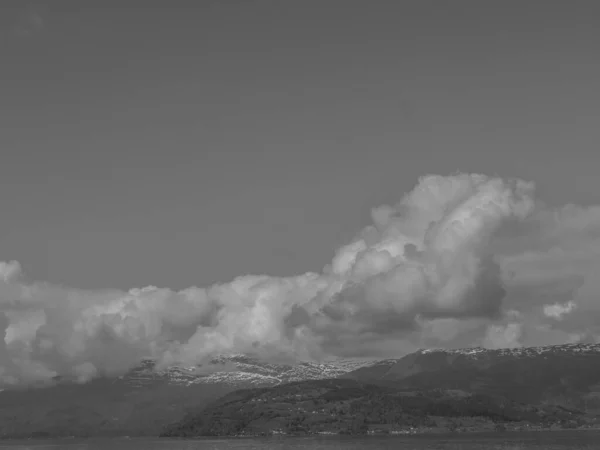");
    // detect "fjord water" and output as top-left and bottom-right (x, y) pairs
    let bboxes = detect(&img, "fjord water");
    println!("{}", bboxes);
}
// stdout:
(2, 432), (600, 450)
